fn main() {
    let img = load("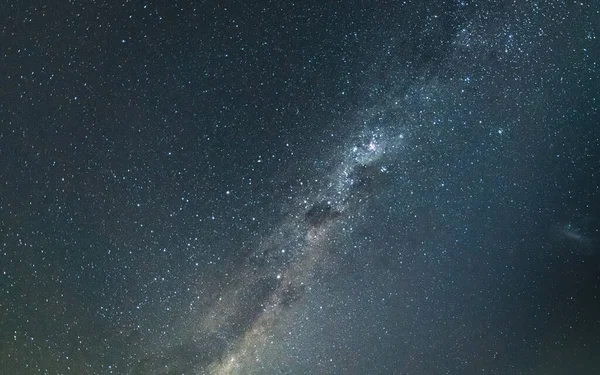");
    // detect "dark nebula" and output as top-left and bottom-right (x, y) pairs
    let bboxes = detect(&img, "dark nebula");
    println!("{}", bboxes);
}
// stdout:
(305, 202), (342, 228)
